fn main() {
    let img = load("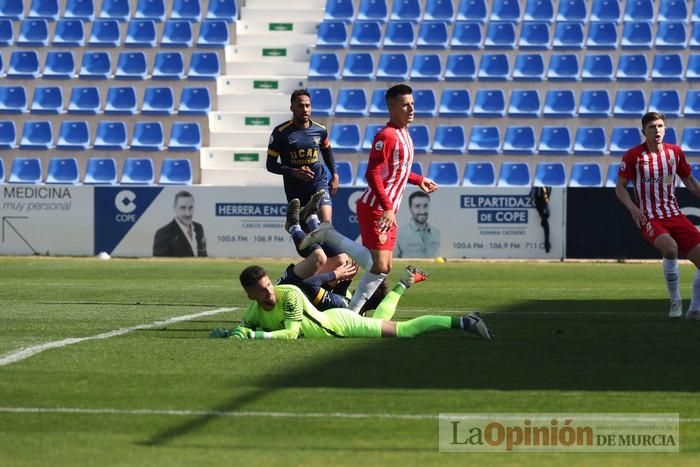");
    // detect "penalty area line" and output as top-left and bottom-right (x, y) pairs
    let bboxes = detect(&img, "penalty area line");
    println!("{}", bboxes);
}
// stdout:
(0, 307), (238, 367)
